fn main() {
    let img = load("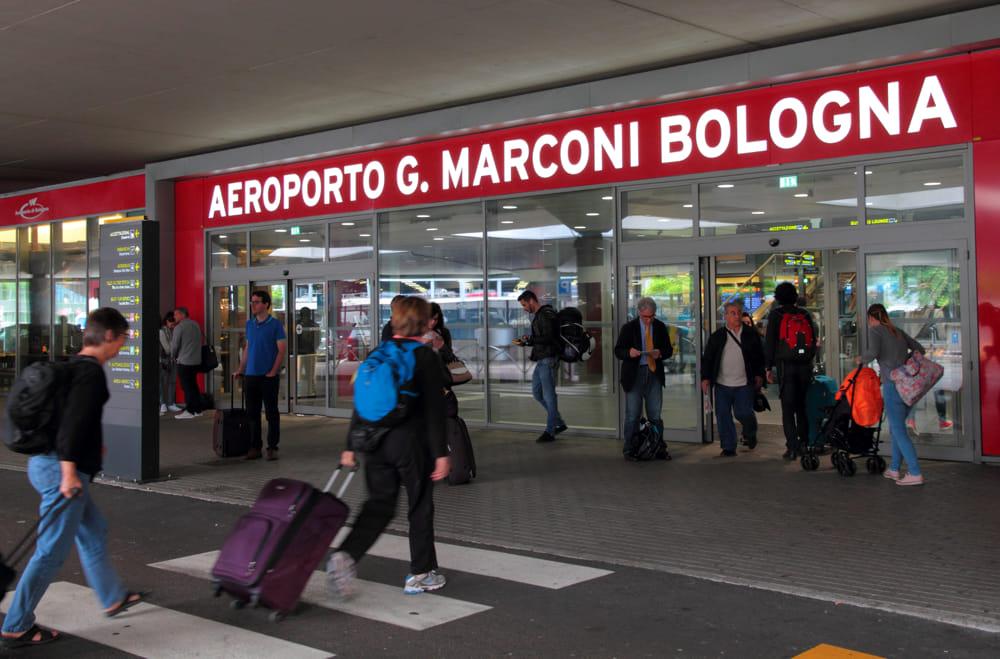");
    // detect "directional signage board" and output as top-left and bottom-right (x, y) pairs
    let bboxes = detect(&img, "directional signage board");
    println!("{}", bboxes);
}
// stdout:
(99, 221), (159, 481)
